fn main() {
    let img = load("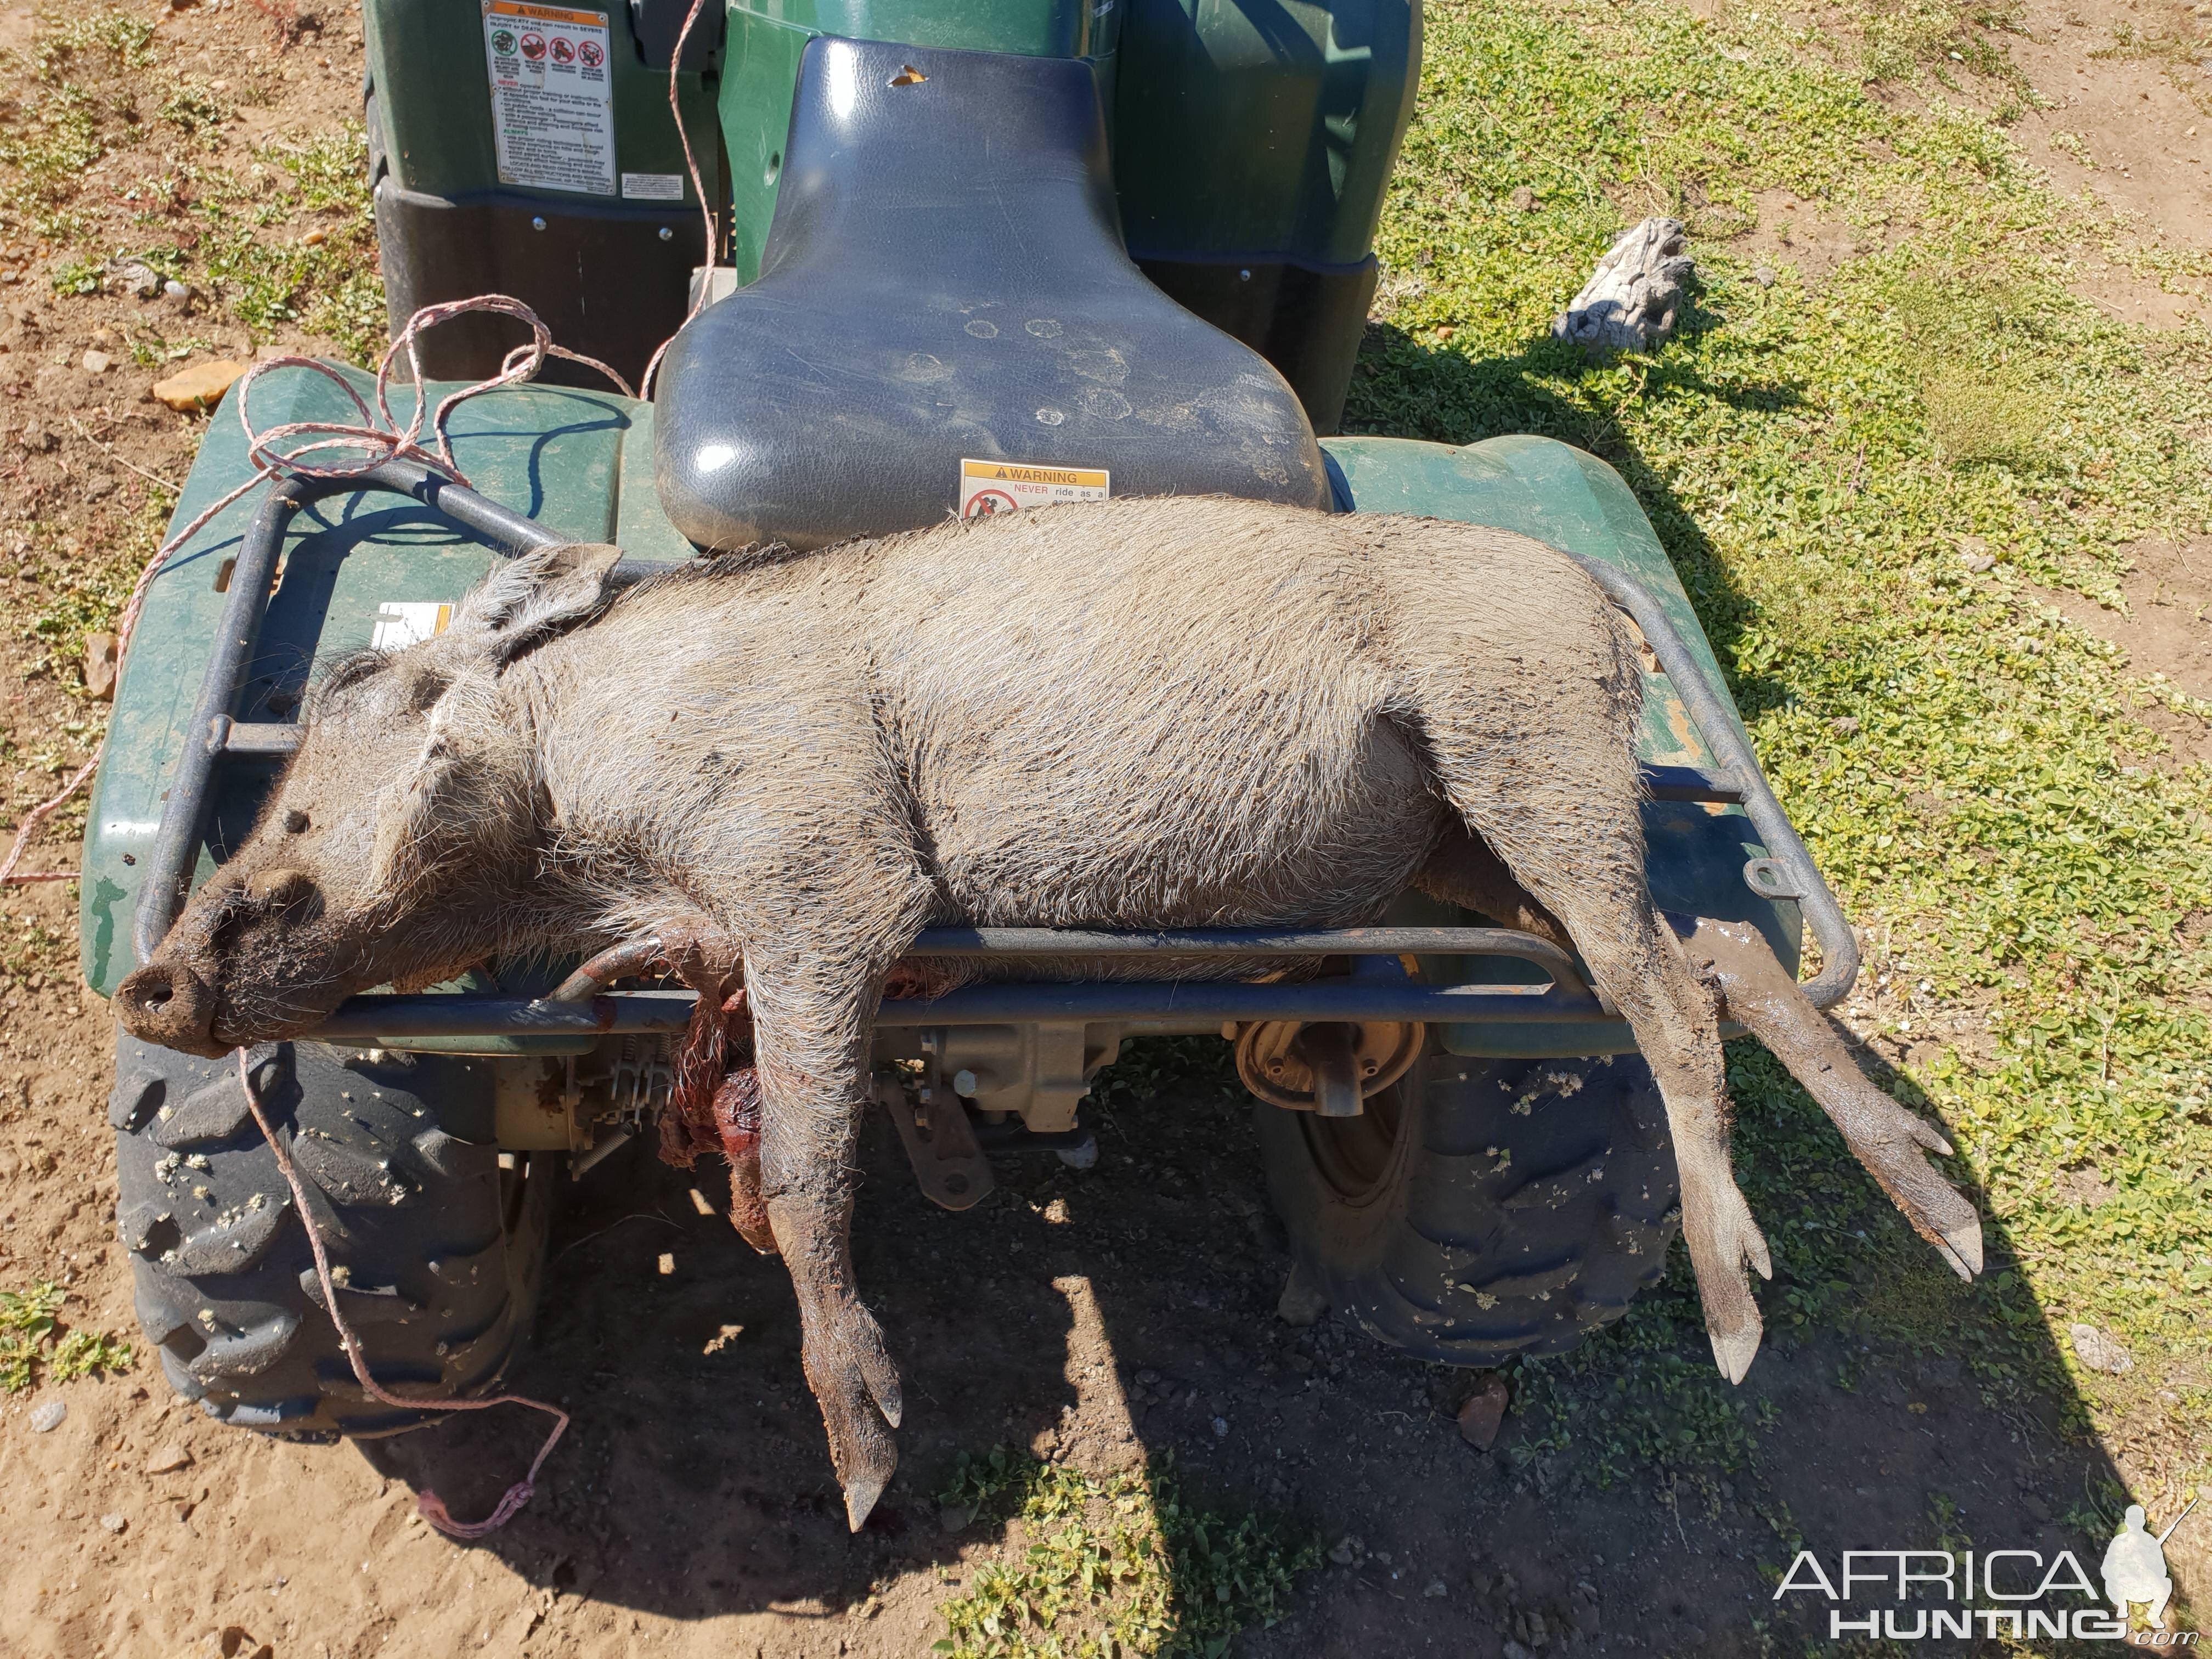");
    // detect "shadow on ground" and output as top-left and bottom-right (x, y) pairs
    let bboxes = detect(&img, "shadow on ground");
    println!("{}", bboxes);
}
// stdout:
(365, 1045), (2129, 1657)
